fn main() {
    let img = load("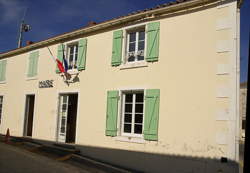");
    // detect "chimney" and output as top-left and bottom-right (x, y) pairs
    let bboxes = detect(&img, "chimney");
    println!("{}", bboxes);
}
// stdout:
(87, 21), (97, 27)
(26, 40), (34, 45)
